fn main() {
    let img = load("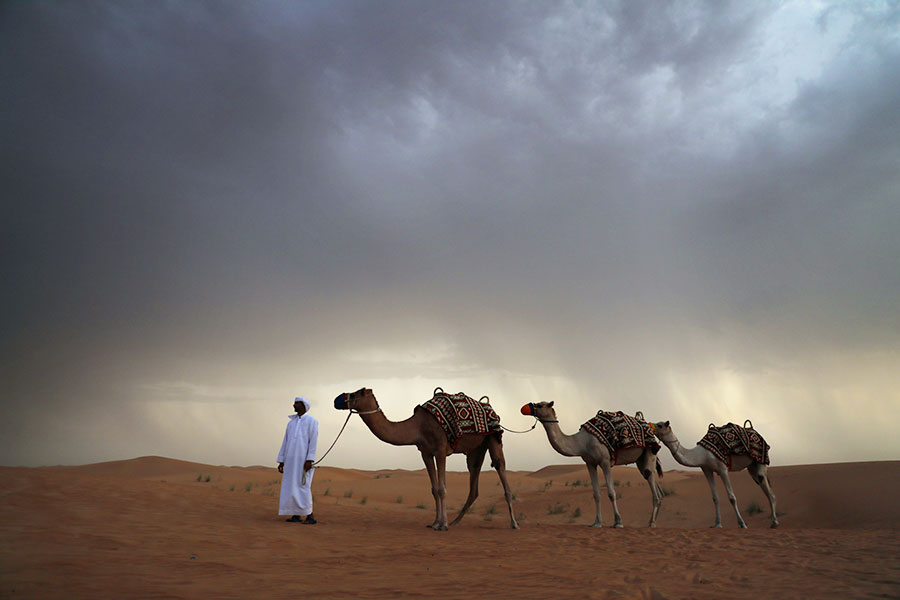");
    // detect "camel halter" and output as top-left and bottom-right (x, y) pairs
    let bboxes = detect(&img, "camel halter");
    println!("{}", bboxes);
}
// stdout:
(522, 402), (558, 426)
